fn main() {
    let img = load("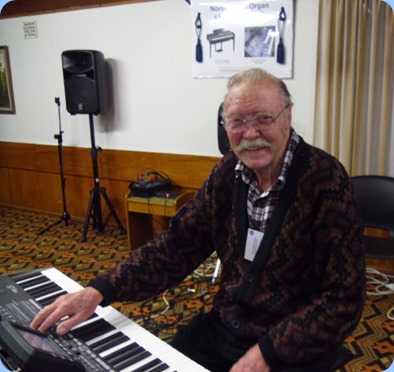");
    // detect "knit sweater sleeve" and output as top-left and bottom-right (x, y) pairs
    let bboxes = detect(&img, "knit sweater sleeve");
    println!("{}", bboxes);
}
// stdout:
(87, 157), (233, 304)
